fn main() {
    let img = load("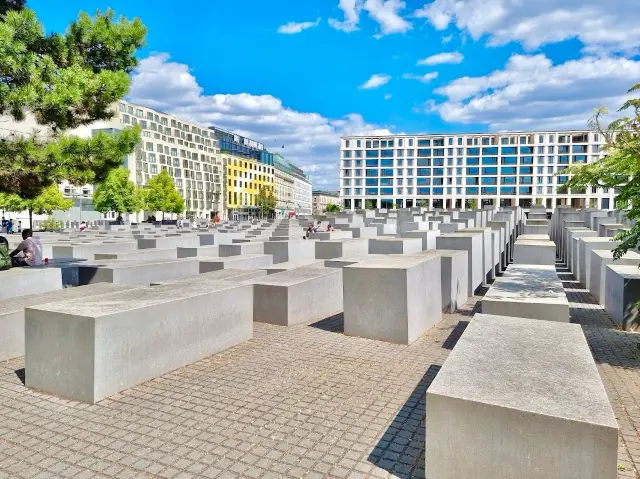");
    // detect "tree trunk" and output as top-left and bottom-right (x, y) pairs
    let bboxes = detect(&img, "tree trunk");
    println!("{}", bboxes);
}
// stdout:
(28, 208), (33, 230)
(162, 211), (164, 222)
